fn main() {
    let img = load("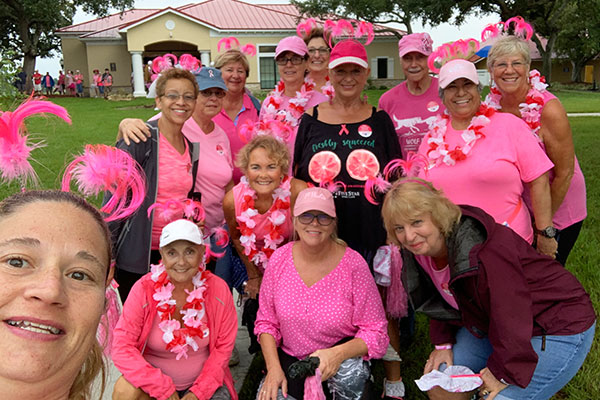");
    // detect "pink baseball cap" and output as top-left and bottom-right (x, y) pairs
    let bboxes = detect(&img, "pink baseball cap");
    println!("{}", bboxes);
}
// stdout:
(438, 59), (479, 89)
(293, 188), (336, 218)
(328, 40), (368, 69)
(275, 36), (309, 58)
(398, 32), (433, 58)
